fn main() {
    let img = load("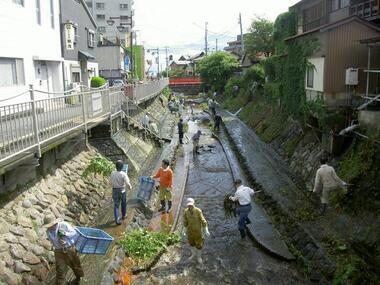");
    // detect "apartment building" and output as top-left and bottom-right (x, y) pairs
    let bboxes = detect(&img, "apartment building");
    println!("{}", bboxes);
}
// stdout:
(292, 0), (380, 33)
(60, 0), (99, 89)
(85, 0), (134, 47)
(0, 0), (63, 104)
